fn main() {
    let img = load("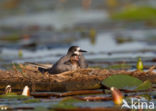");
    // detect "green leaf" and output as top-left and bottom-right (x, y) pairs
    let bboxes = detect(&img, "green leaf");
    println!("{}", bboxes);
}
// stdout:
(53, 103), (77, 109)
(60, 97), (83, 104)
(111, 6), (156, 21)
(34, 107), (48, 111)
(139, 94), (152, 101)
(52, 97), (81, 110)
(106, 64), (131, 70)
(23, 99), (41, 103)
(135, 80), (152, 91)
(0, 93), (29, 99)
(102, 74), (143, 90)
